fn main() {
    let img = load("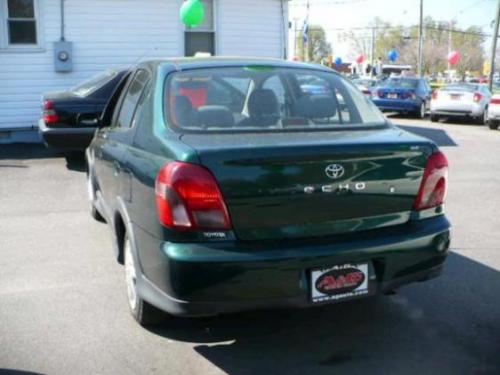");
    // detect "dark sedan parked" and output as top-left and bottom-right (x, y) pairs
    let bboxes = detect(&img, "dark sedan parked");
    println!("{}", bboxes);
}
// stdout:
(86, 58), (450, 326)
(39, 67), (129, 150)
